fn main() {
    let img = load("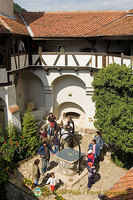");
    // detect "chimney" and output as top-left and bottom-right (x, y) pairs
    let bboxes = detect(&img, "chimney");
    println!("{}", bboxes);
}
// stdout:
(0, 0), (14, 17)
